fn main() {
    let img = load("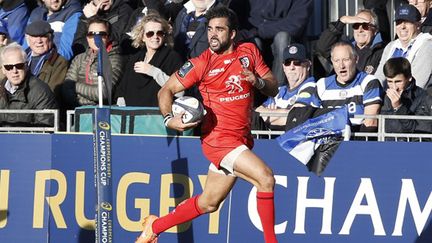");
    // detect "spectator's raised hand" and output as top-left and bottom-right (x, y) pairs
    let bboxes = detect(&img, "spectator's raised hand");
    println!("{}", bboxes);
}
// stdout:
(83, 1), (102, 18)
(340, 15), (371, 25)
(386, 88), (402, 109)
(134, 61), (153, 75)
